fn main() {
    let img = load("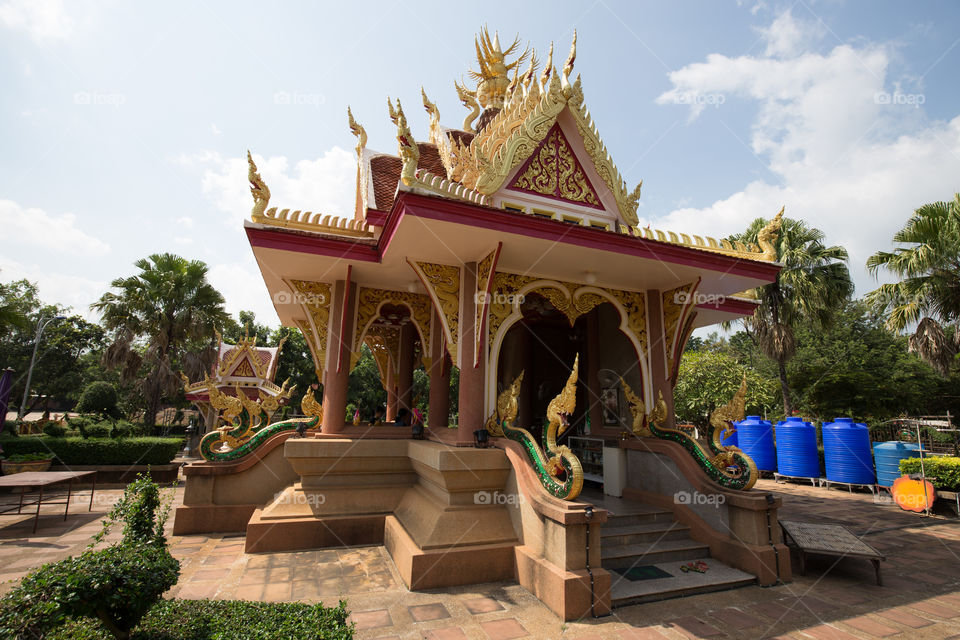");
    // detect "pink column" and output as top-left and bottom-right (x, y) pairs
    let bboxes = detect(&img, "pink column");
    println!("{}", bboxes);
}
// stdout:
(428, 311), (450, 428)
(645, 289), (676, 427)
(322, 279), (355, 434)
(385, 364), (397, 423)
(457, 262), (485, 443)
(397, 323), (416, 412)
